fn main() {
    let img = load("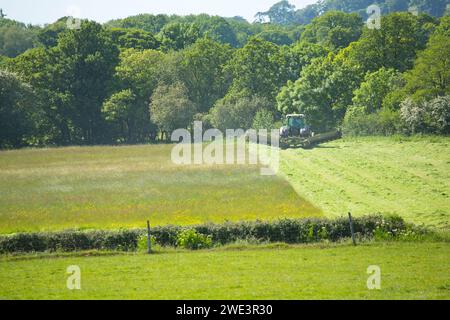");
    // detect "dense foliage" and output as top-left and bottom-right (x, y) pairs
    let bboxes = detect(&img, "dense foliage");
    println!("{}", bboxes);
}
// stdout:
(0, 1), (449, 148)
